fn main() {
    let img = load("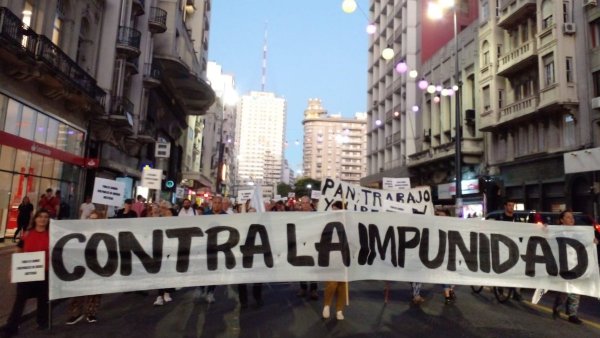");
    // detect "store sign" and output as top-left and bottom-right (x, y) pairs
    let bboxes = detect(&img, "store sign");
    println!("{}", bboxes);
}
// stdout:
(438, 179), (480, 199)
(140, 168), (162, 190)
(11, 251), (46, 283)
(155, 142), (171, 158)
(564, 147), (600, 174)
(383, 177), (411, 190)
(0, 131), (86, 167)
(92, 177), (125, 207)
